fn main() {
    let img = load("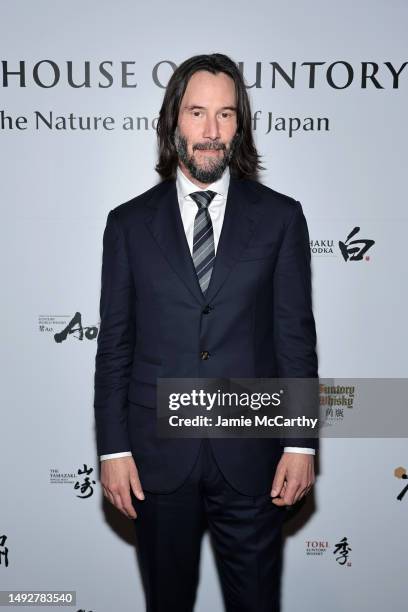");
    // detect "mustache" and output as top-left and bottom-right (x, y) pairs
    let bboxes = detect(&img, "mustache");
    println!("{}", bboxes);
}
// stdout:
(193, 142), (226, 151)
